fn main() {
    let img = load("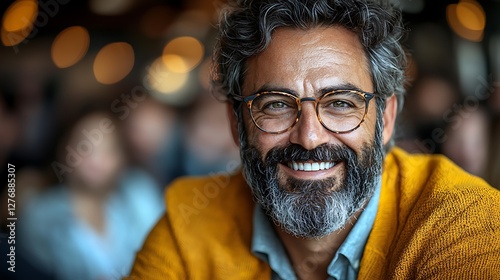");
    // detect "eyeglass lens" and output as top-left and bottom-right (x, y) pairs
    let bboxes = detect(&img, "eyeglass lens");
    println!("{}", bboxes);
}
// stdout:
(249, 91), (367, 133)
